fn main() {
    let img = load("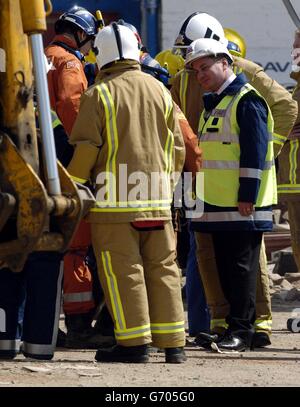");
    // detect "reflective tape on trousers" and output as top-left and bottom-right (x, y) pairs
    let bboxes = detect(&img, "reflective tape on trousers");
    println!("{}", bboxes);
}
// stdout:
(63, 291), (93, 303)
(195, 211), (272, 223)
